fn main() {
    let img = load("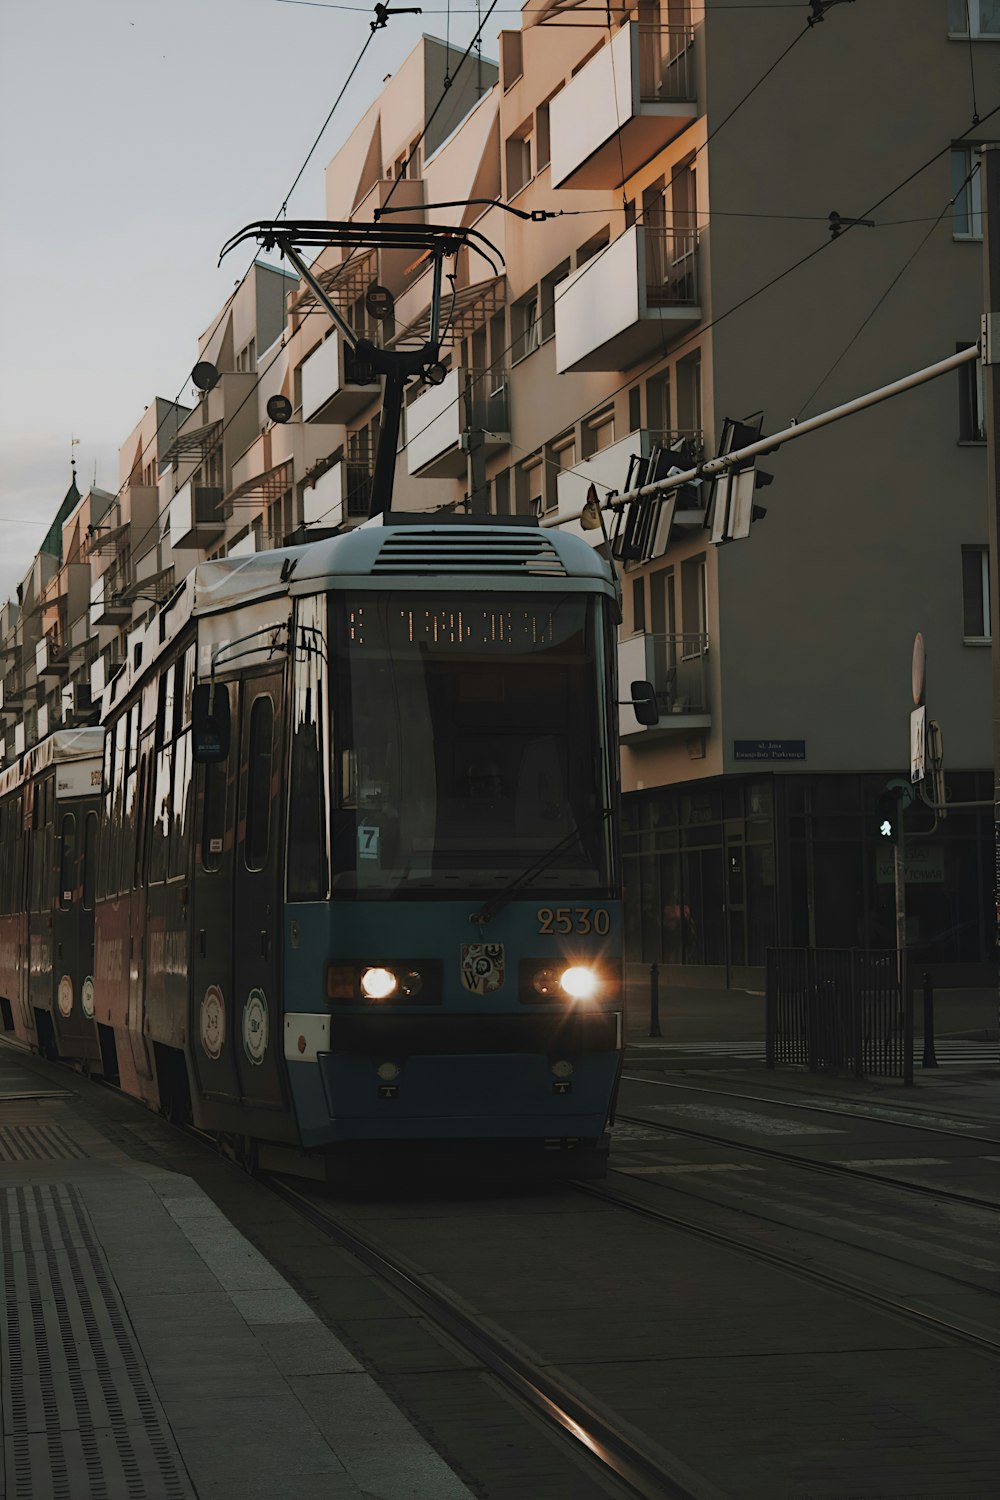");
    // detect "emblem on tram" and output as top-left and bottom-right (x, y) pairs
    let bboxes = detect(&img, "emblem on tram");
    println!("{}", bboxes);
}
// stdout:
(81, 976), (95, 1020)
(200, 985), (226, 1061)
(460, 944), (505, 995)
(243, 988), (268, 1064)
(57, 975), (73, 1018)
